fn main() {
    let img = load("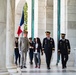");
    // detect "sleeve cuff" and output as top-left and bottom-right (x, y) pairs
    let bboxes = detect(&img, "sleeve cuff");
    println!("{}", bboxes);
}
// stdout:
(52, 48), (55, 50)
(42, 48), (44, 49)
(58, 50), (60, 52)
(68, 49), (70, 51)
